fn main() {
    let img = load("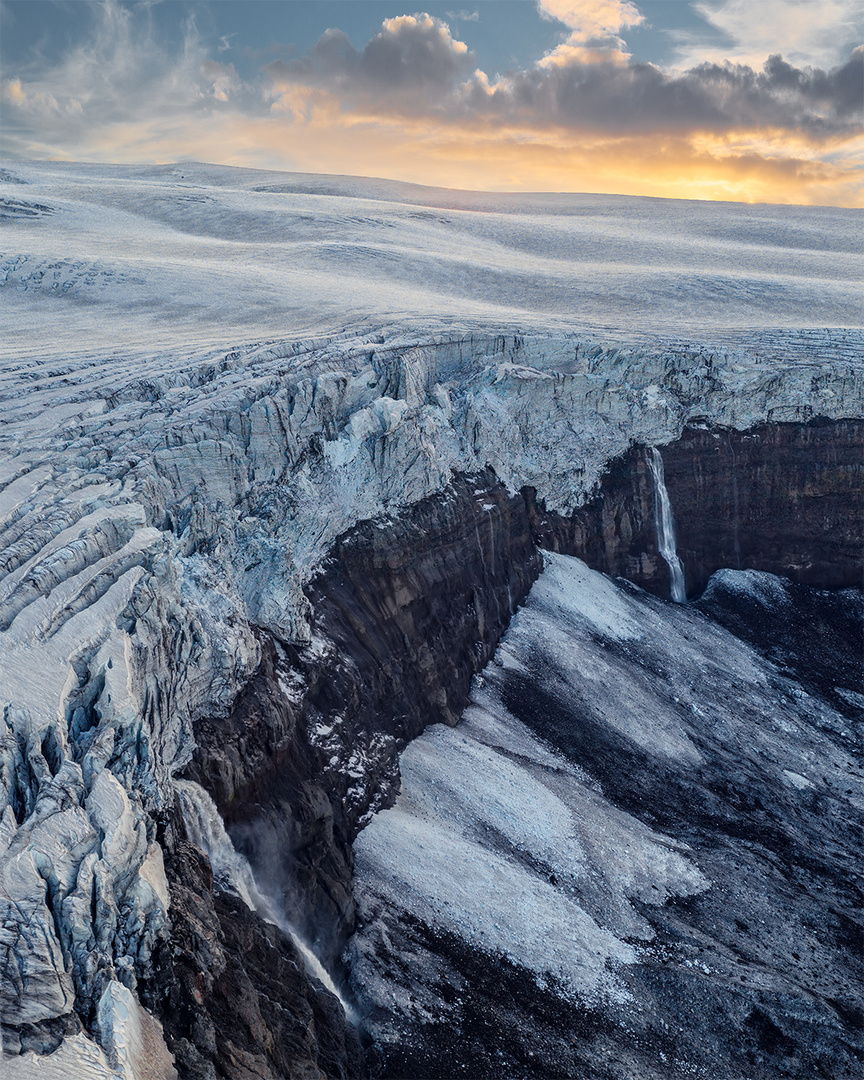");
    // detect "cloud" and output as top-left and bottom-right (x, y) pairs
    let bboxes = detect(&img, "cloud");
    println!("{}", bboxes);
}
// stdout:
(446, 9), (480, 22)
(0, 3), (860, 206)
(267, 13), (475, 112)
(1, 76), (25, 106)
(270, 27), (862, 142)
(0, 0), (253, 156)
(537, 0), (644, 40)
(200, 59), (242, 103)
(677, 0), (863, 70)
(536, 0), (644, 64)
